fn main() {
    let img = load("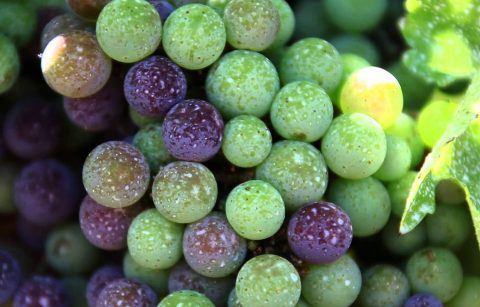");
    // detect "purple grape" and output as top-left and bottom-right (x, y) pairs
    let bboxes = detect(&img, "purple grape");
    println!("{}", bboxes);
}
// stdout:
(124, 55), (187, 118)
(168, 262), (234, 306)
(287, 201), (353, 264)
(163, 99), (224, 162)
(183, 212), (247, 278)
(3, 101), (62, 159)
(148, 0), (175, 22)
(63, 77), (125, 132)
(403, 293), (443, 307)
(79, 195), (145, 250)
(14, 159), (80, 227)
(0, 251), (22, 304)
(97, 278), (158, 307)
(13, 275), (69, 307)
(16, 216), (53, 252)
(86, 265), (124, 307)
